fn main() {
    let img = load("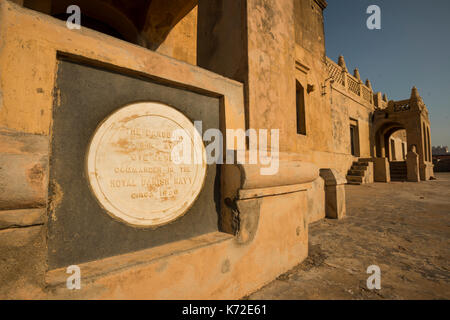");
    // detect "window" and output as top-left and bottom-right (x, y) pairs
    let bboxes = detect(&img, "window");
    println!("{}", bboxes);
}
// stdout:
(296, 80), (306, 135)
(349, 118), (360, 156)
